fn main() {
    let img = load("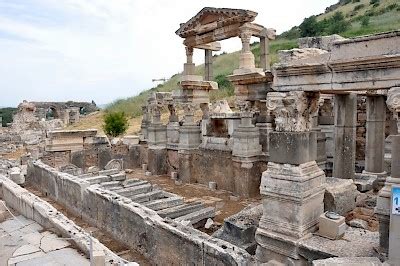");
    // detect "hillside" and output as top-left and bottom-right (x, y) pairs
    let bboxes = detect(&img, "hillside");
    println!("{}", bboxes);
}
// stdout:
(71, 0), (399, 134)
